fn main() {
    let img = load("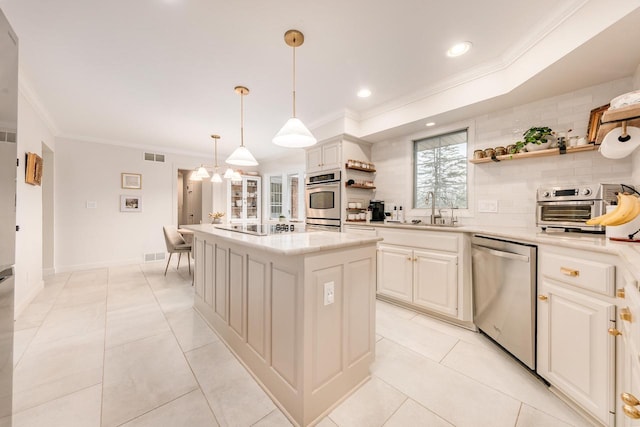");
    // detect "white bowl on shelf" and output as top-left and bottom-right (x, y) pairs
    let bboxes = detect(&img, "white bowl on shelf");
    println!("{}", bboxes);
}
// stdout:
(524, 141), (552, 152)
